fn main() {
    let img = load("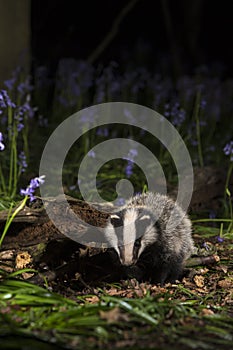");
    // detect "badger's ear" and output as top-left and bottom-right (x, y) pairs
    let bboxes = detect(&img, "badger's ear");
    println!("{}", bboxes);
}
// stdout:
(110, 214), (121, 219)
(110, 214), (123, 227)
(139, 214), (151, 220)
